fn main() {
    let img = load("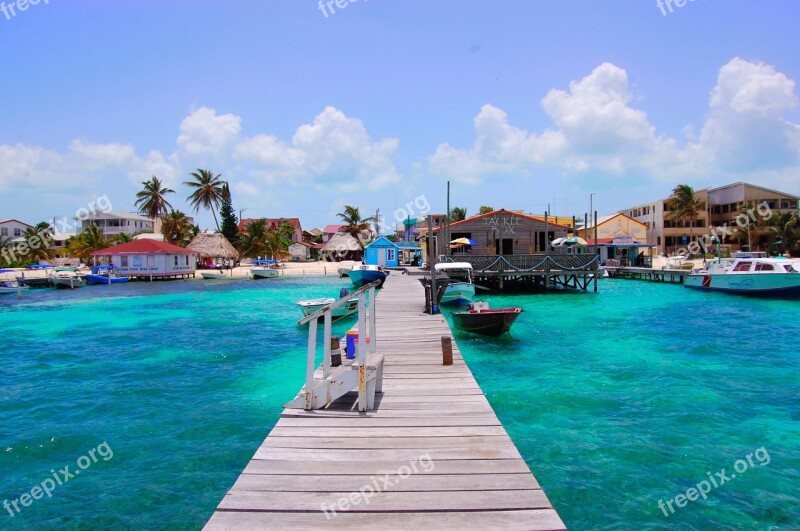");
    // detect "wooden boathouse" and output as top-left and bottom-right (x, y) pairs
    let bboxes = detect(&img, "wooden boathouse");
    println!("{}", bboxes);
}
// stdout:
(205, 274), (566, 530)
